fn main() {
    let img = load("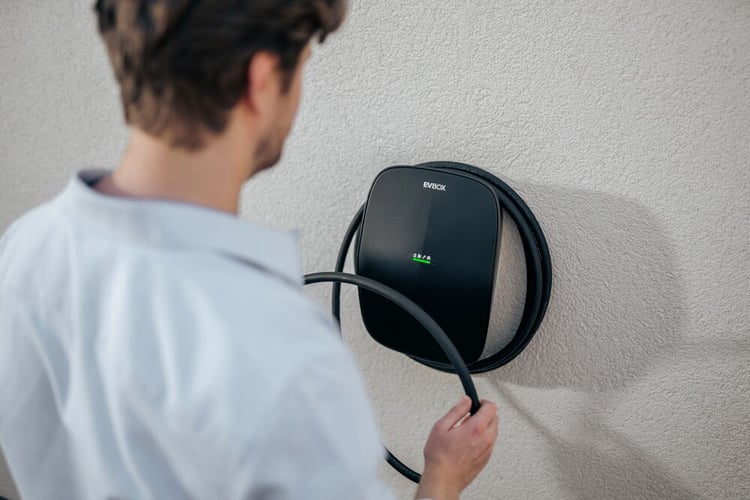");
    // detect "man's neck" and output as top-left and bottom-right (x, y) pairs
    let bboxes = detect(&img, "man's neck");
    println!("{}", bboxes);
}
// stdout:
(96, 128), (253, 214)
